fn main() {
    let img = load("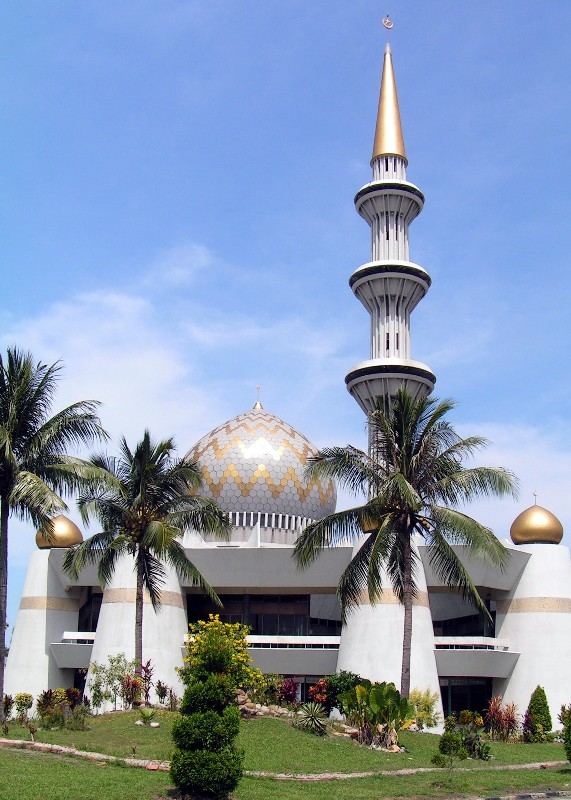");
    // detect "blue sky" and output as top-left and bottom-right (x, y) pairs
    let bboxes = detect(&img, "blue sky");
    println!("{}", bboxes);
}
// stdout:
(2, 1), (571, 631)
